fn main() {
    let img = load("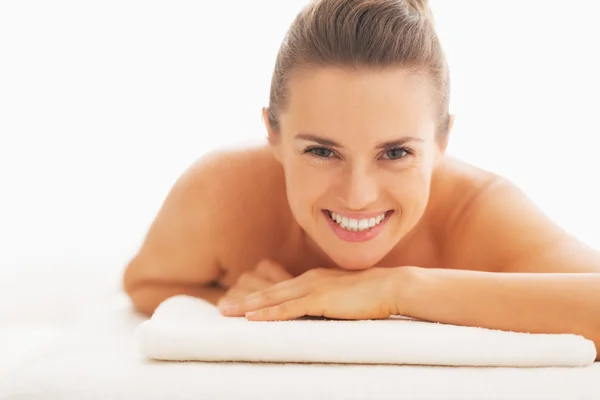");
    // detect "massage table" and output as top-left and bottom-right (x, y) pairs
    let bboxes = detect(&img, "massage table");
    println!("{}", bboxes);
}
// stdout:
(1, 292), (599, 400)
